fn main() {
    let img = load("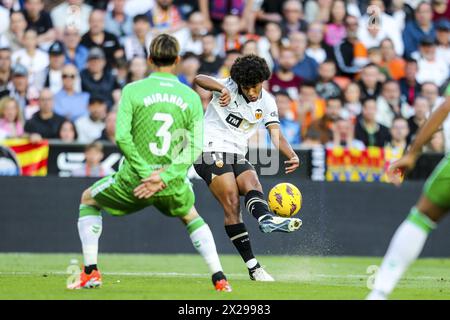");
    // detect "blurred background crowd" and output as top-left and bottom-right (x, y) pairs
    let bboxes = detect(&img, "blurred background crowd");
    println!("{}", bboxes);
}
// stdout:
(0, 0), (449, 170)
